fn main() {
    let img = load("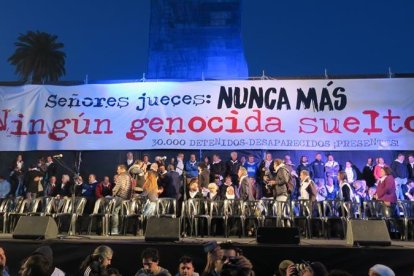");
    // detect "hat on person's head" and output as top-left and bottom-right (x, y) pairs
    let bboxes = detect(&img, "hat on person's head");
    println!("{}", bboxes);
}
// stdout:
(369, 264), (395, 276)
(33, 245), (53, 265)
